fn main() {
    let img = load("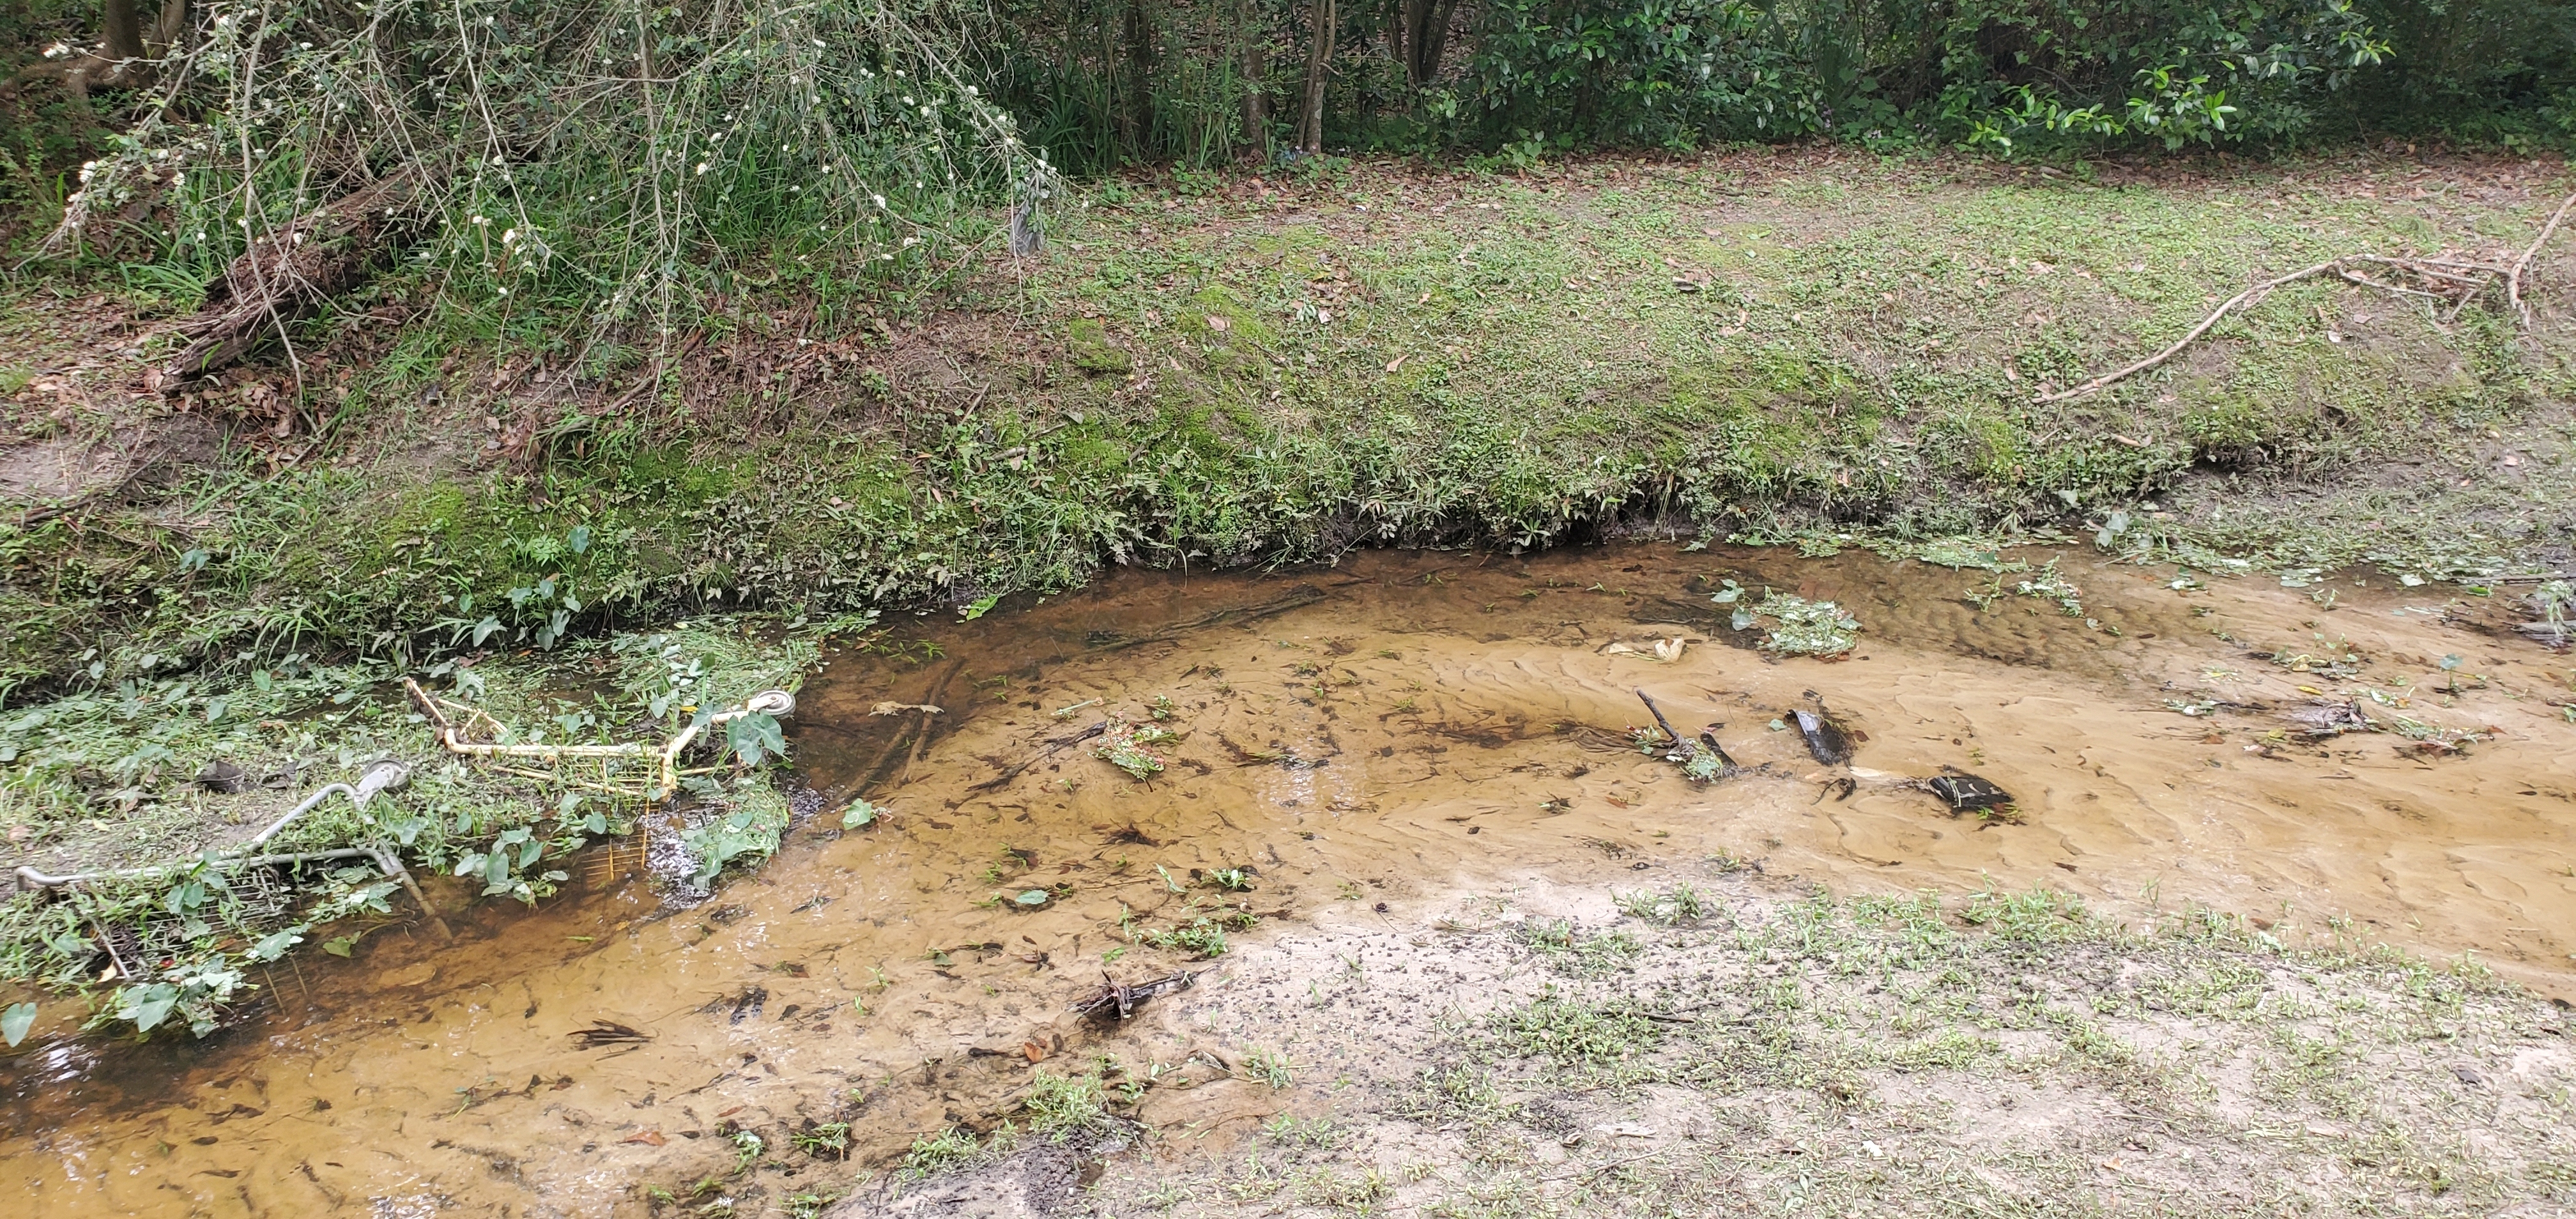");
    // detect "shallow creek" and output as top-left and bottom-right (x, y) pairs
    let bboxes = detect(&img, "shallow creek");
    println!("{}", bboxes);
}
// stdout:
(4, 544), (2573, 1215)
